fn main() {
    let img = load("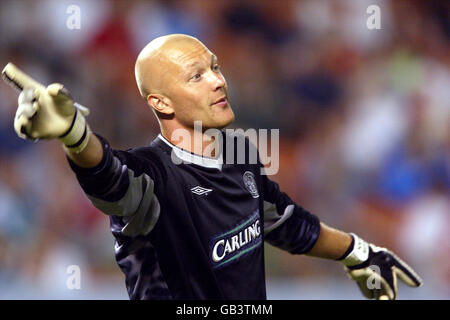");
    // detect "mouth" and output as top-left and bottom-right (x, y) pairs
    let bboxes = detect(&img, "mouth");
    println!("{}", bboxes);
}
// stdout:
(211, 96), (227, 107)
